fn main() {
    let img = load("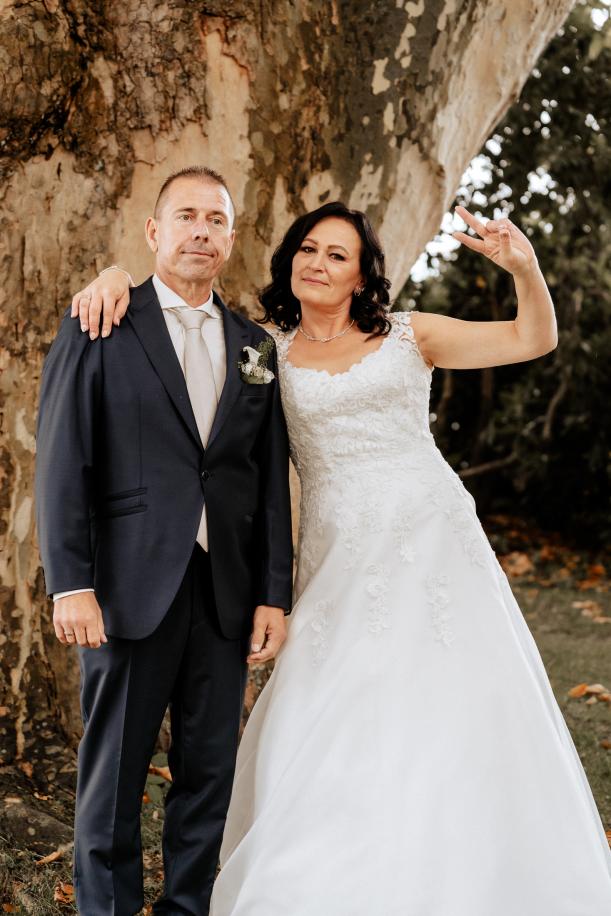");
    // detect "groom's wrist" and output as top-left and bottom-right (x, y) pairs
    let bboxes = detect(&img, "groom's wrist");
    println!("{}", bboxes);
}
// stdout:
(54, 587), (95, 602)
(255, 597), (291, 616)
